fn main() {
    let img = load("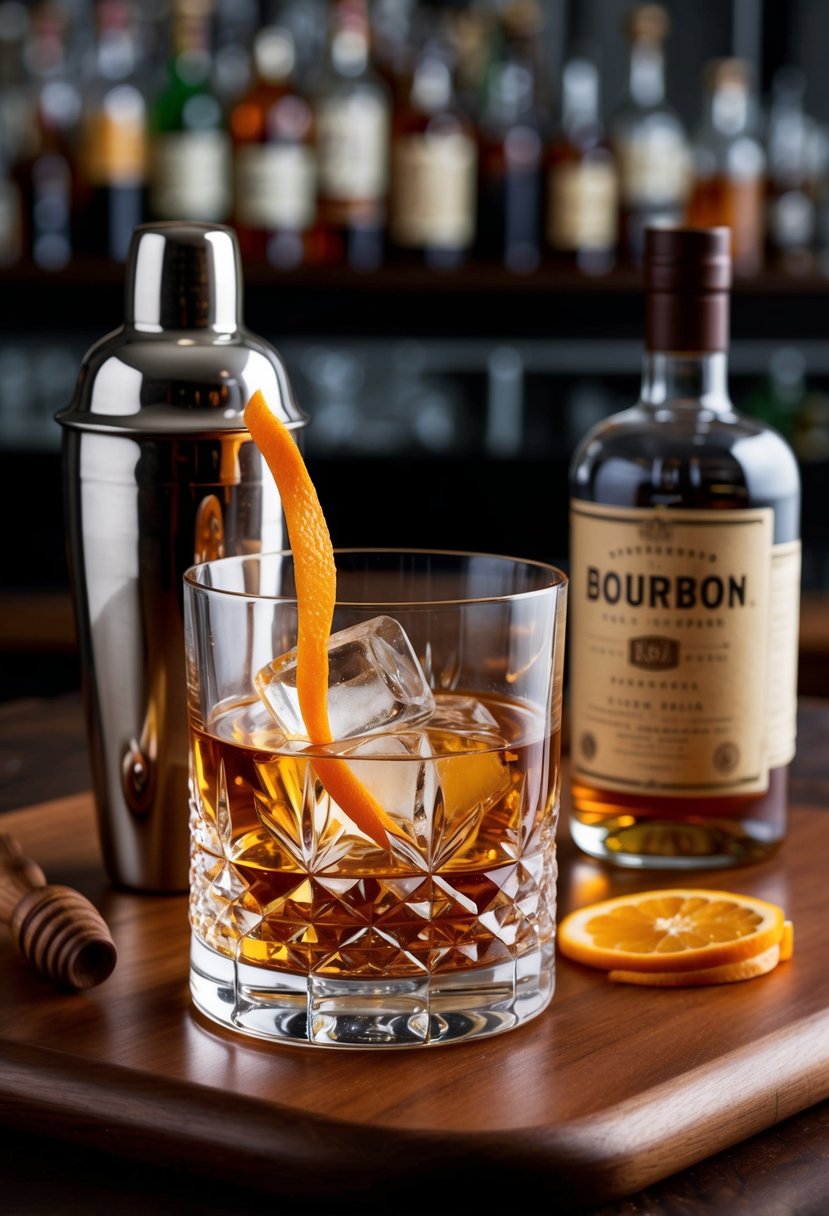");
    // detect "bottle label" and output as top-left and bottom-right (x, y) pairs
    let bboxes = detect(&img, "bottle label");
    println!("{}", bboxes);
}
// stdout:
(616, 129), (689, 207)
(547, 155), (617, 251)
(391, 132), (476, 248)
(150, 131), (231, 220)
(84, 85), (147, 186)
(569, 502), (799, 796)
(235, 144), (316, 229)
(317, 93), (389, 201)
